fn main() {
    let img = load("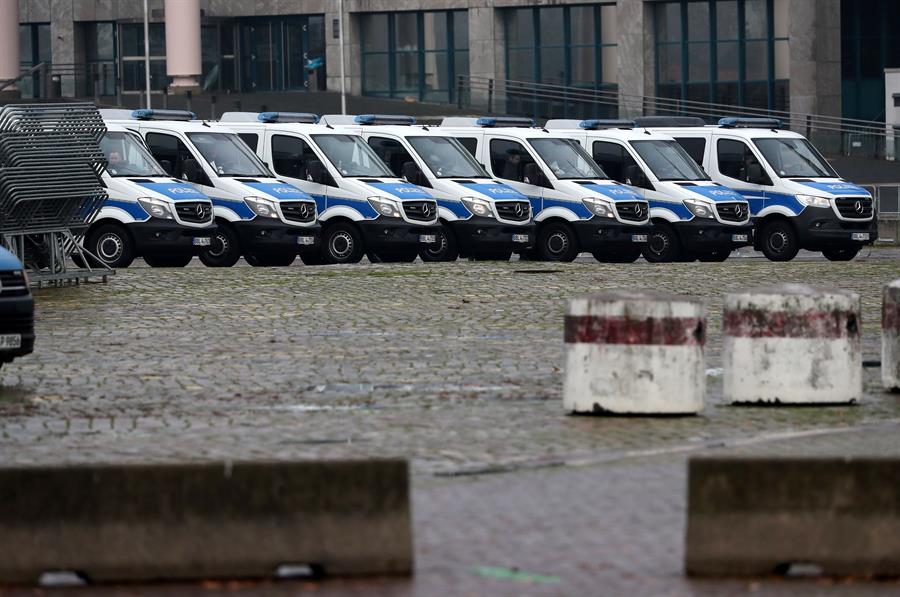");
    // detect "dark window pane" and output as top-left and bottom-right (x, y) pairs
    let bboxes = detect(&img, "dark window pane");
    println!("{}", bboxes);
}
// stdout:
(121, 25), (141, 56)
(149, 24), (165, 55)
(592, 140), (626, 183)
(715, 81), (739, 105)
(717, 41), (739, 81)
(363, 54), (390, 94)
(656, 3), (682, 44)
(362, 14), (389, 52)
(570, 6), (595, 46)
(423, 51), (449, 92)
(395, 12), (418, 51)
(220, 23), (235, 55)
(489, 138), (536, 182)
(458, 137), (478, 157)
(505, 9), (534, 48)
(687, 1), (710, 41)
(367, 136), (413, 177)
(423, 12), (448, 50)
(271, 134), (318, 179)
(394, 52), (419, 92)
(508, 48), (535, 81)
(743, 81), (768, 109)
(717, 138), (762, 182)
(571, 46), (596, 86)
(658, 43), (682, 84)
(540, 46), (566, 84)
(688, 42), (710, 81)
(717, 1), (739, 41)
(657, 83), (682, 100)
(145, 132), (193, 179)
(745, 40), (768, 80)
(238, 133), (258, 152)
(686, 82), (710, 104)
(744, 0), (767, 39)
(540, 7), (565, 46)
(453, 10), (468, 50)
(455, 50), (469, 79)
(674, 137), (707, 165)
